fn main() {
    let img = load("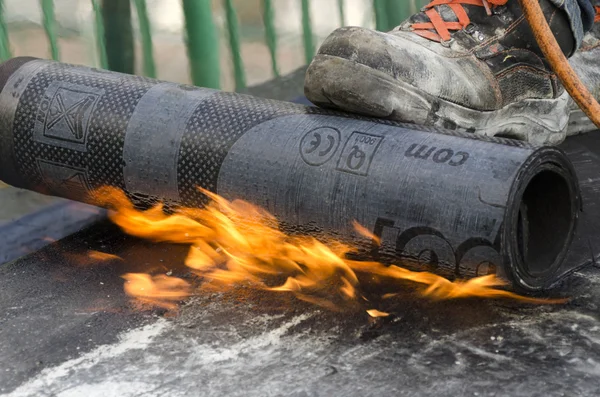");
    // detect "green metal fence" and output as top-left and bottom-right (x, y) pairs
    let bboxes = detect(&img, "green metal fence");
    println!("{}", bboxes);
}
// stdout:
(0, 0), (426, 91)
